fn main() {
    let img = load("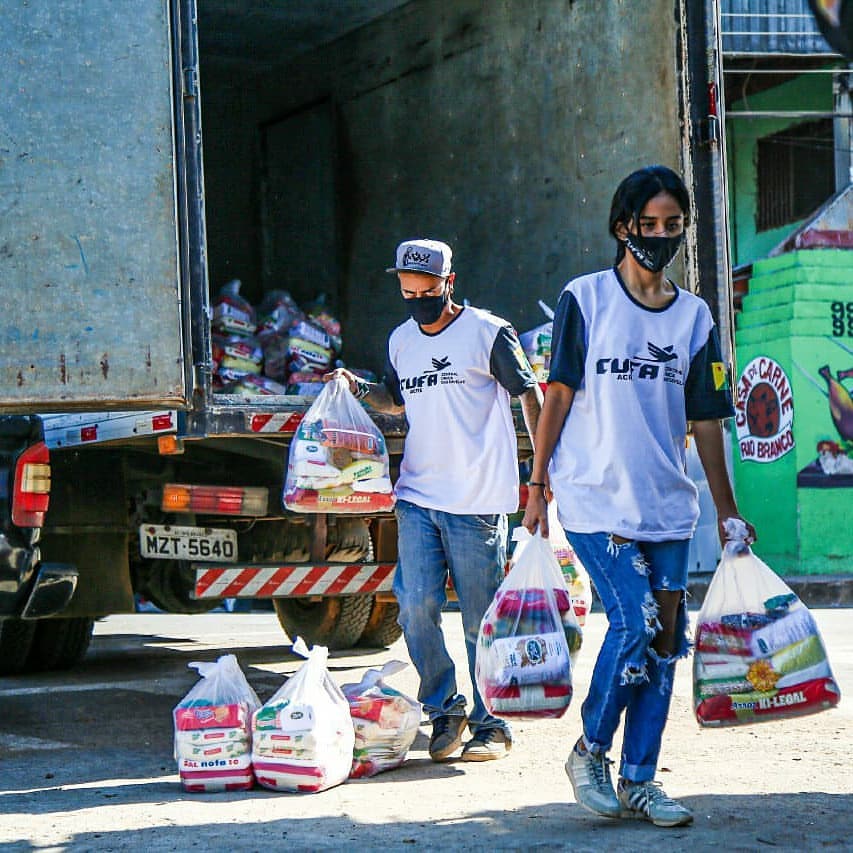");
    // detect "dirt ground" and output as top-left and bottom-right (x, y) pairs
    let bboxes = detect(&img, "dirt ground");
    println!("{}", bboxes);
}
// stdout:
(0, 606), (851, 852)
